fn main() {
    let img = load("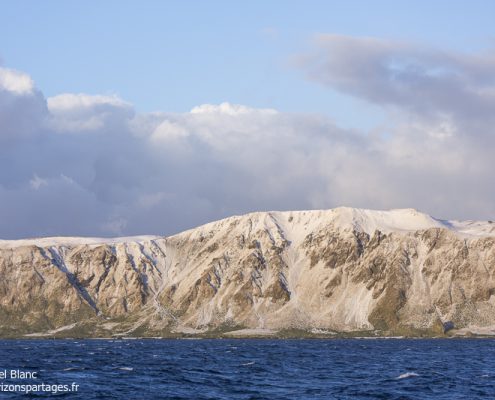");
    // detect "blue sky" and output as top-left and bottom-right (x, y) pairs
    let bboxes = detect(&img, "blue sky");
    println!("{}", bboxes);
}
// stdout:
(1, 0), (494, 129)
(1, 1), (495, 238)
